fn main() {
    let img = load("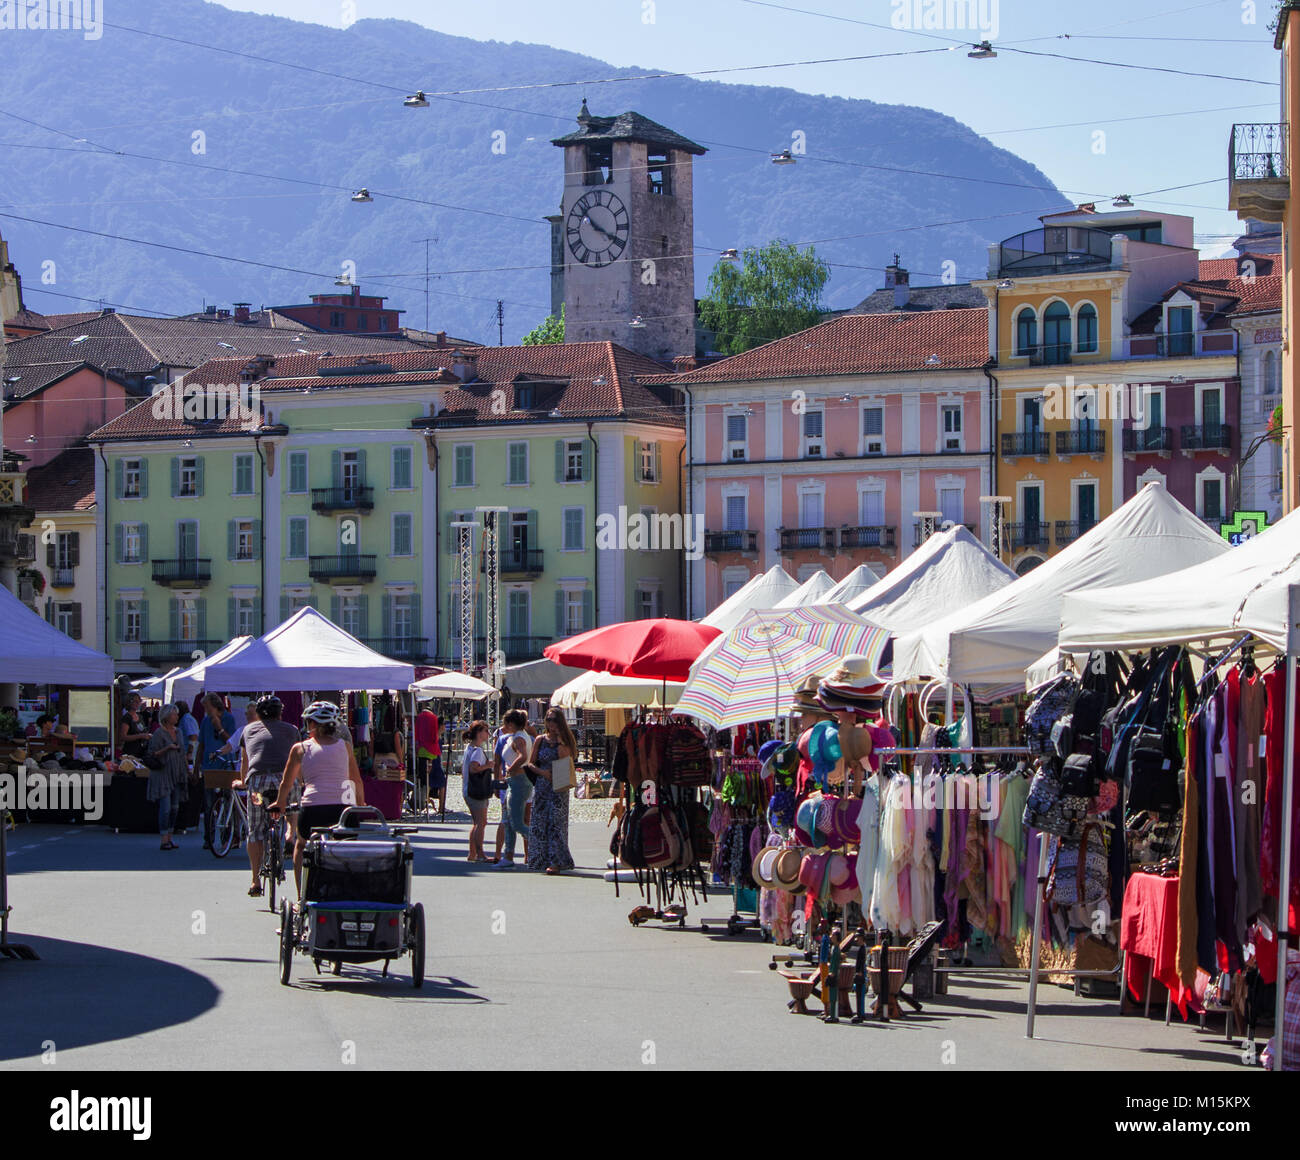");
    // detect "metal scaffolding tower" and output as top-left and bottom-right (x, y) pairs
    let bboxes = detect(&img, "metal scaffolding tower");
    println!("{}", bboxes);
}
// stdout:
(477, 505), (508, 729)
(450, 520), (477, 674)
